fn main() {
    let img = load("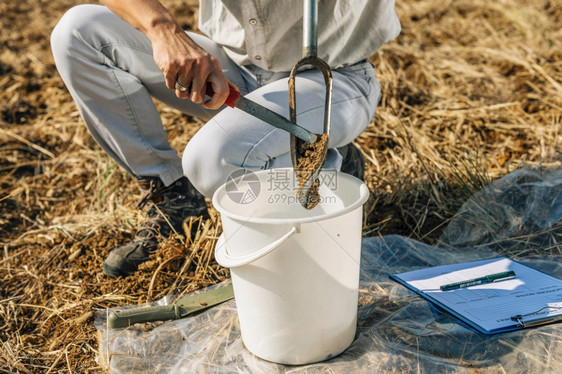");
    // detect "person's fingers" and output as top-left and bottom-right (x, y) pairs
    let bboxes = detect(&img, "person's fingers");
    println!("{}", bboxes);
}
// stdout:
(188, 55), (219, 103)
(189, 72), (206, 103)
(159, 60), (180, 91)
(156, 41), (229, 105)
(202, 77), (233, 110)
